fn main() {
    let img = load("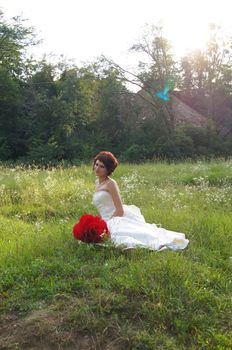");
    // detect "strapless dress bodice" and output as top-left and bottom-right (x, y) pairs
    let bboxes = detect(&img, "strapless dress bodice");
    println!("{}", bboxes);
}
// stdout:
(92, 191), (116, 221)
